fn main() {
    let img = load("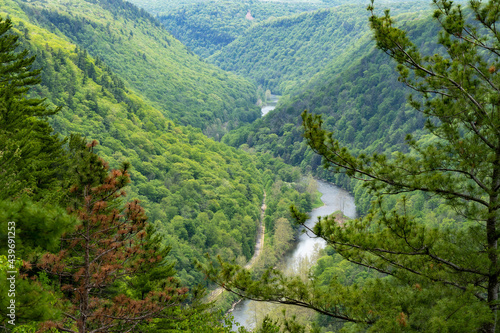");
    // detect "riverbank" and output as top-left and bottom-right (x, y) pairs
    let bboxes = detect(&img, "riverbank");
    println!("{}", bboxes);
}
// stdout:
(261, 94), (280, 117)
(230, 180), (357, 330)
